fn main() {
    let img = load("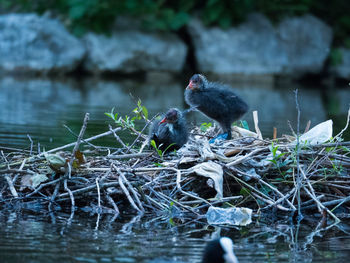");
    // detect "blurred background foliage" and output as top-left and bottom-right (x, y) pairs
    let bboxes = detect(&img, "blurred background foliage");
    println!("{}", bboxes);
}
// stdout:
(1, 0), (350, 46)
